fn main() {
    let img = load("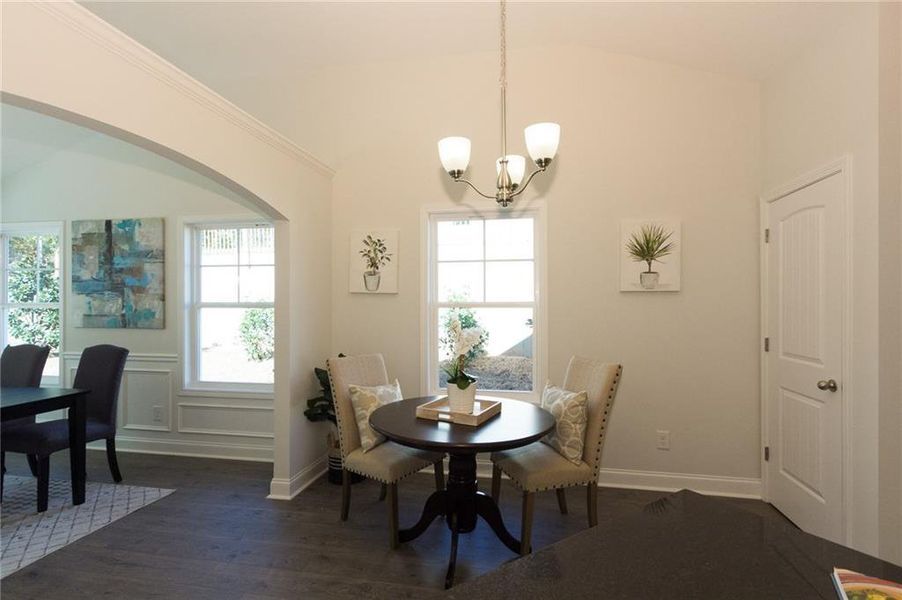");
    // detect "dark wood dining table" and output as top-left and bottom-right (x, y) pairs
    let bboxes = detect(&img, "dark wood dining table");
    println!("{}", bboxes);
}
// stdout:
(370, 395), (555, 589)
(0, 387), (89, 507)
